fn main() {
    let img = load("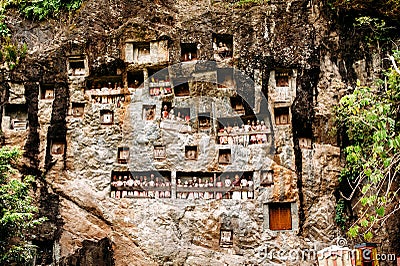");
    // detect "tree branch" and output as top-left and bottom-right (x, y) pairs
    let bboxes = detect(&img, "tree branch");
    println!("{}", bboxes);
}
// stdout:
(388, 55), (400, 75)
